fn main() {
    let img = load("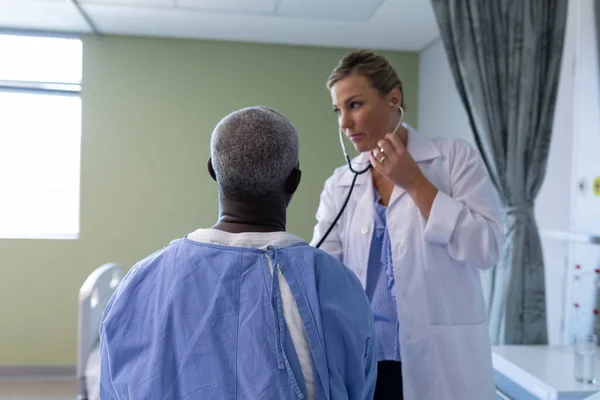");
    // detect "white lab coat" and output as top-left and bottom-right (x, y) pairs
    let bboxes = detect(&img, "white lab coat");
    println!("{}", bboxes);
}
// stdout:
(311, 125), (503, 400)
